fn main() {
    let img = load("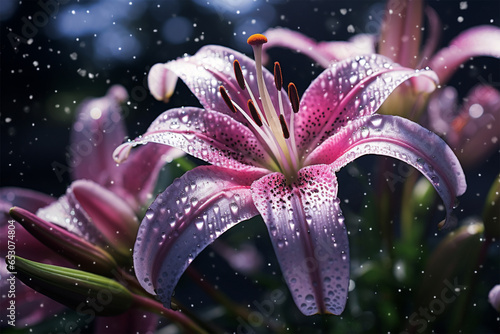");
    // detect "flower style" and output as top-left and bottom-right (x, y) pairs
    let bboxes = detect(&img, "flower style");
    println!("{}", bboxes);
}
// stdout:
(260, 0), (500, 165)
(0, 85), (177, 331)
(115, 33), (466, 315)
